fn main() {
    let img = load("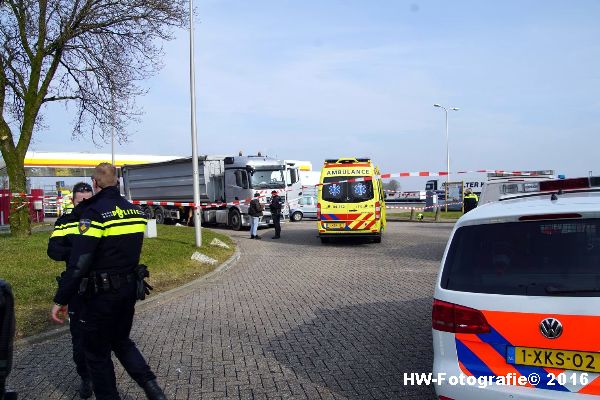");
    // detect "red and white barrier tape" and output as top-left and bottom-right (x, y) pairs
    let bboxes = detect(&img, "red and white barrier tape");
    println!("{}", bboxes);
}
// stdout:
(316, 169), (550, 187)
(0, 168), (544, 209)
(385, 201), (464, 211)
